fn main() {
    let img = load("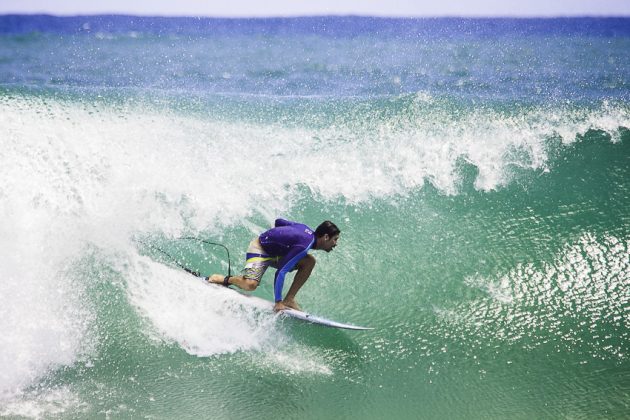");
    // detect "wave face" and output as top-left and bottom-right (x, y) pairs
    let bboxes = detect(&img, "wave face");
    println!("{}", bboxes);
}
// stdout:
(0, 16), (629, 419)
